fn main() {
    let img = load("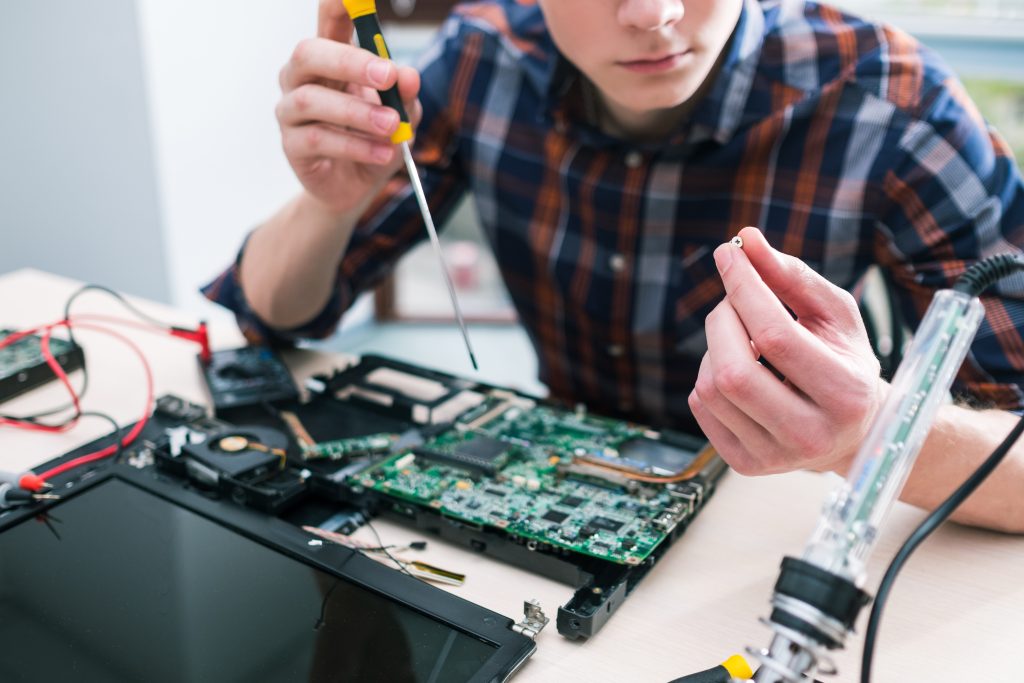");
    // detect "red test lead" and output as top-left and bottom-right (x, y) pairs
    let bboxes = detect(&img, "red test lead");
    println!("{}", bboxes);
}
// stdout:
(0, 470), (50, 493)
(171, 321), (211, 364)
